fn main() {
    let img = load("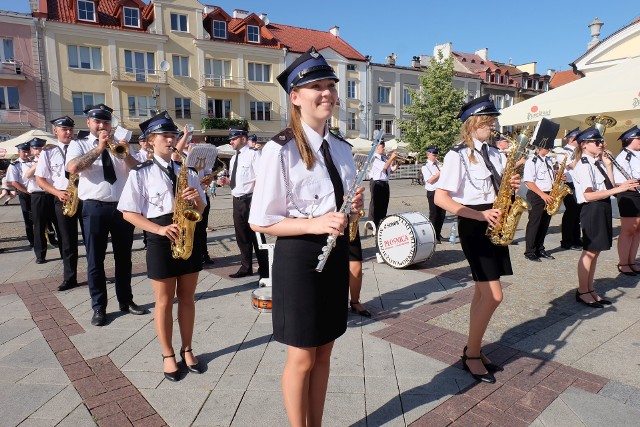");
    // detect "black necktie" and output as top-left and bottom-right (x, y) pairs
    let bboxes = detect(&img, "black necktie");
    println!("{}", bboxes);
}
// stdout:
(480, 144), (502, 193)
(542, 156), (554, 179)
(101, 149), (117, 184)
(594, 160), (614, 190)
(230, 150), (240, 190)
(321, 140), (344, 209)
(63, 145), (69, 179)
